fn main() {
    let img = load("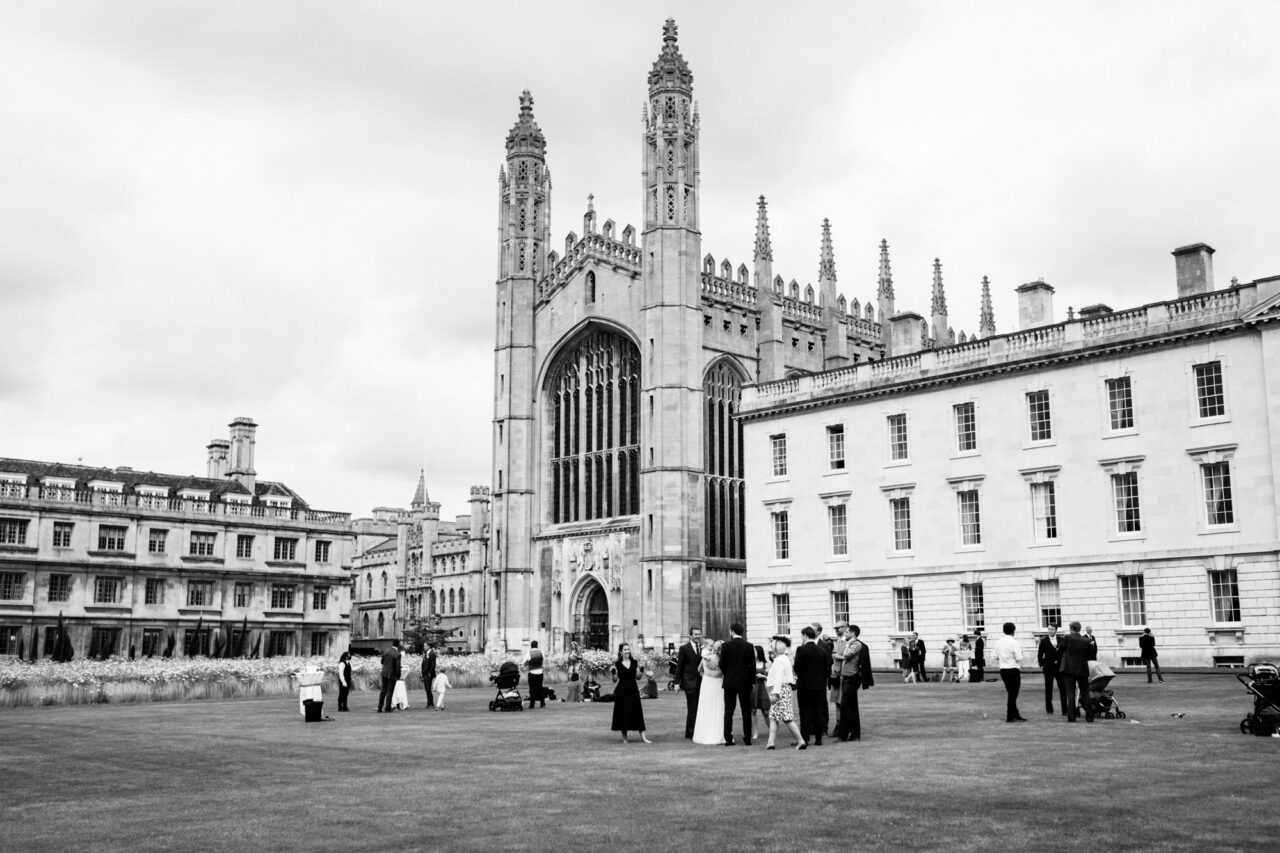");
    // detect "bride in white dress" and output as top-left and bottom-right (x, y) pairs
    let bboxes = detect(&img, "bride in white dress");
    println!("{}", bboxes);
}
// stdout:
(692, 640), (726, 744)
